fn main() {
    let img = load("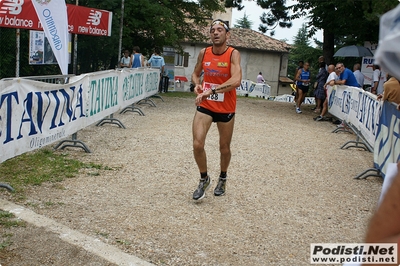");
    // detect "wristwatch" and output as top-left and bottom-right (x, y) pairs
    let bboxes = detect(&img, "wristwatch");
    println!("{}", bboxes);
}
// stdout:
(211, 87), (217, 94)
